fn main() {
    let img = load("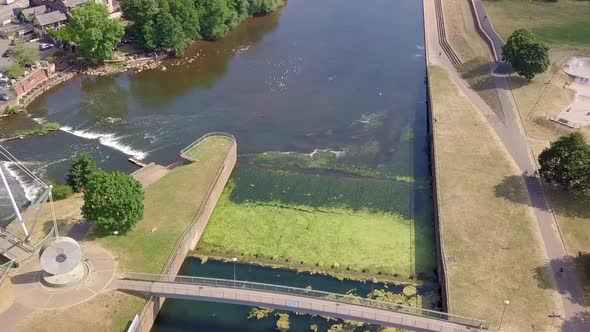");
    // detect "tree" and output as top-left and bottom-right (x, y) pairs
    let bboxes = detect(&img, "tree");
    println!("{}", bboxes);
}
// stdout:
(66, 153), (99, 192)
(502, 29), (549, 80)
(82, 171), (144, 234)
(9, 44), (39, 67)
(538, 132), (590, 192)
(51, 3), (124, 63)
